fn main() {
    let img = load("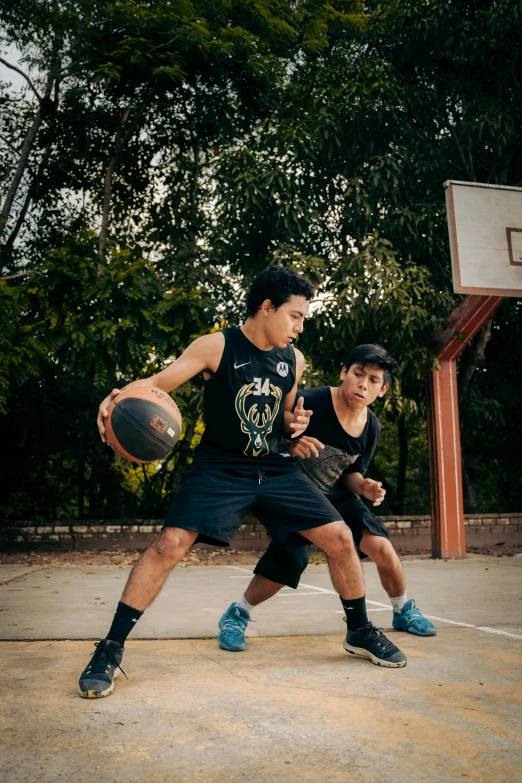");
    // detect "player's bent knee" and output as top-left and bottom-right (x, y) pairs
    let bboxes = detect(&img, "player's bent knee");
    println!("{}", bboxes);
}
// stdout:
(362, 535), (394, 563)
(309, 521), (355, 557)
(336, 528), (357, 558)
(152, 527), (195, 561)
